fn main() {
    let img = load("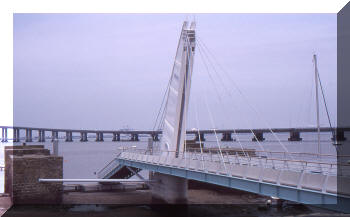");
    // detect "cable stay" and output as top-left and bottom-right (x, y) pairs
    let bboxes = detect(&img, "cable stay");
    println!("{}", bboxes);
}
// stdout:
(196, 43), (268, 158)
(194, 97), (206, 170)
(316, 60), (335, 141)
(197, 37), (294, 160)
(202, 94), (227, 173)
